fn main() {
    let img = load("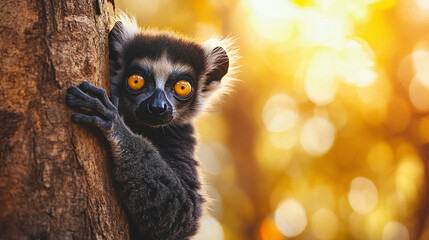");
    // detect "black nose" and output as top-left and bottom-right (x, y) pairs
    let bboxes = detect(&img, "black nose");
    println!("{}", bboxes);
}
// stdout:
(148, 89), (168, 116)
(148, 102), (167, 115)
